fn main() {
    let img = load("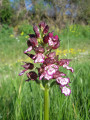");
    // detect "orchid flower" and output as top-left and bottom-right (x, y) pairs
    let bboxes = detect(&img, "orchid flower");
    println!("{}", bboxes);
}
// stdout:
(19, 22), (74, 96)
